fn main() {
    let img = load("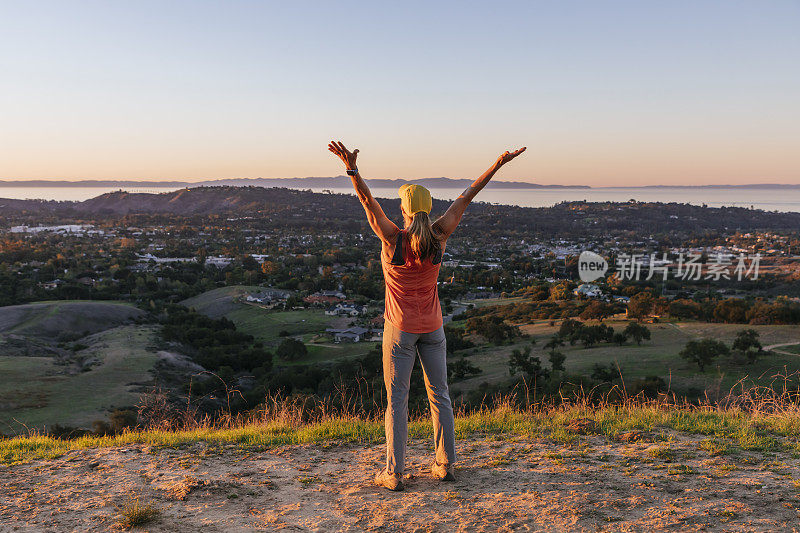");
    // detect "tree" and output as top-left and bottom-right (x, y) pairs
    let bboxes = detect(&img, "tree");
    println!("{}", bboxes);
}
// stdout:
(549, 280), (573, 301)
(526, 284), (550, 301)
(631, 376), (667, 399)
(196, 247), (208, 267)
(591, 363), (618, 383)
(627, 292), (654, 321)
(713, 298), (749, 323)
(623, 322), (651, 345)
(449, 357), (482, 381)
(577, 326), (602, 348)
(732, 329), (763, 363)
(612, 332), (628, 346)
(508, 346), (550, 383)
(444, 325), (474, 353)
(679, 339), (729, 371)
(548, 350), (566, 372)
(579, 300), (615, 322)
(276, 337), (307, 360)
(261, 261), (280, 276)
(466, 315), (520, 344)
(558, 318), (583, 342)
(544, 335), (565, 353)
